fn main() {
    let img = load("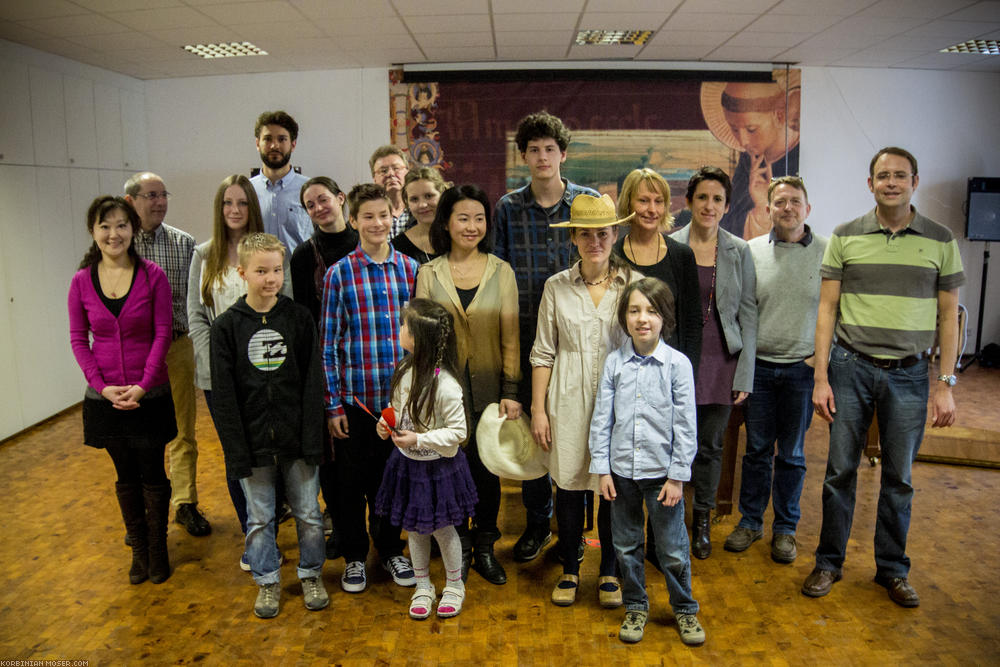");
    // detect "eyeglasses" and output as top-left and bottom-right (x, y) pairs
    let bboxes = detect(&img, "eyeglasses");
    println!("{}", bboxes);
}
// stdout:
(375, 166), (407, 177)
(134, 191), (171, 201)
(873, 171), (913, 183)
